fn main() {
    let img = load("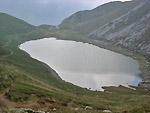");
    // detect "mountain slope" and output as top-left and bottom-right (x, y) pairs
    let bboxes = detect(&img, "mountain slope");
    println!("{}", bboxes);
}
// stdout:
(59, 0), (150, 57)
(59, 1), (125, 30)
(0, 12), (35, 37)
(0, 4), (150, 113)
(89, 0), (150, 56)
